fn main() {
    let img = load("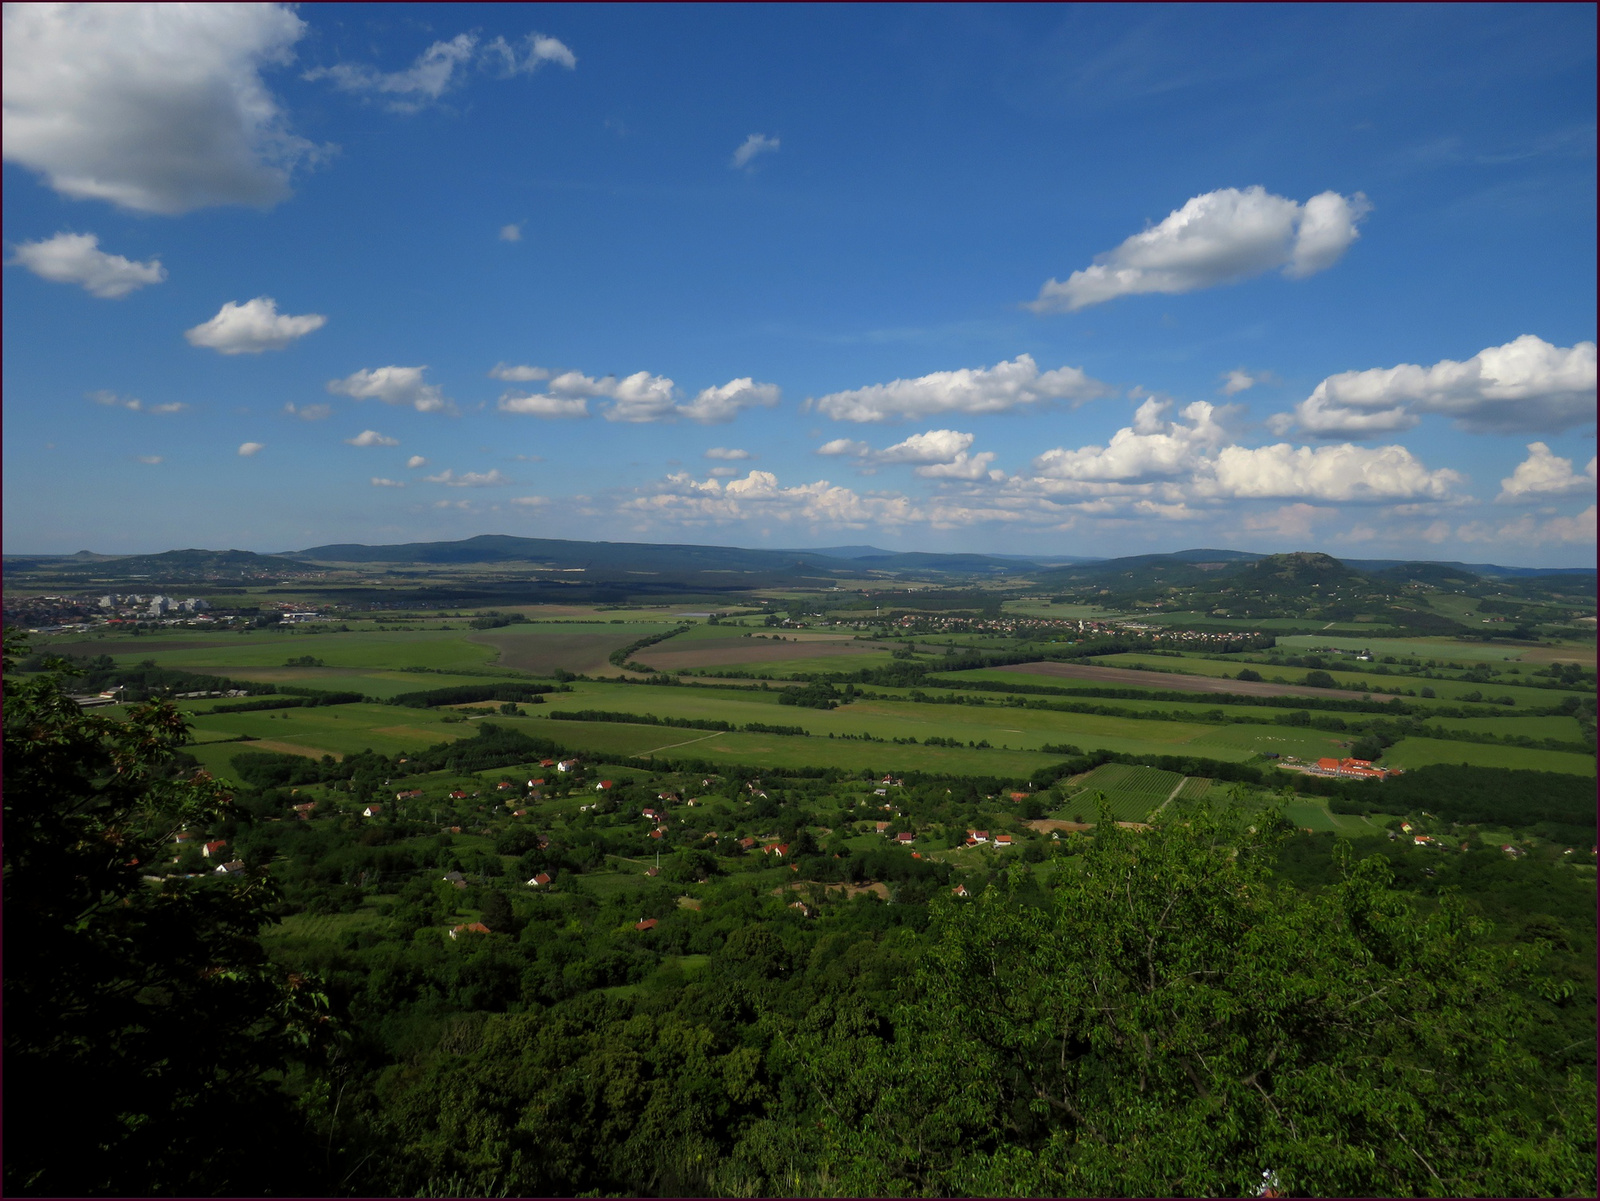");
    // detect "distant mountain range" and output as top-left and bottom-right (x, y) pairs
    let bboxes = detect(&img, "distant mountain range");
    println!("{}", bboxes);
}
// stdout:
(5, 534), (1592, 588)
